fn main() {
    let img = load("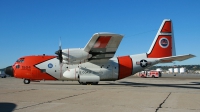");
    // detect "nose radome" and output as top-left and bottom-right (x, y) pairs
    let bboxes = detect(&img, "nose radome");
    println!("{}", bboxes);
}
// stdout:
(5, 66), (14, 77)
